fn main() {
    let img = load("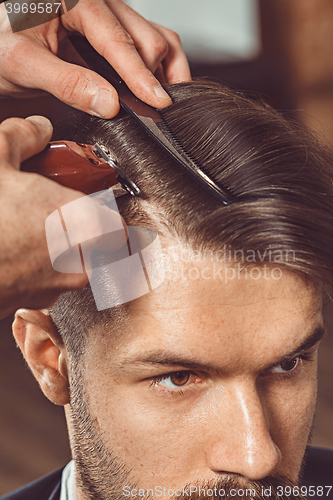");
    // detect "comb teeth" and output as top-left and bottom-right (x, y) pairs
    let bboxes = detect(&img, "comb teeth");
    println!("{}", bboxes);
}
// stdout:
(159, 118), (235, 205)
